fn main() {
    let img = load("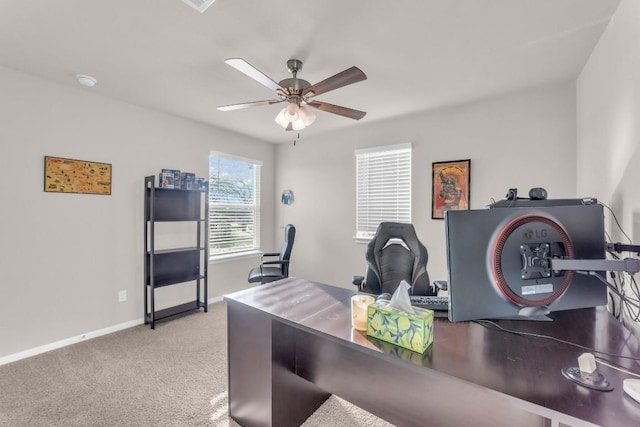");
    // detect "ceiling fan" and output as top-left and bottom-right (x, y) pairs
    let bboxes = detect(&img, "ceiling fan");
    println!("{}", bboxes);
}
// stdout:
(217, 58), (367, 131)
